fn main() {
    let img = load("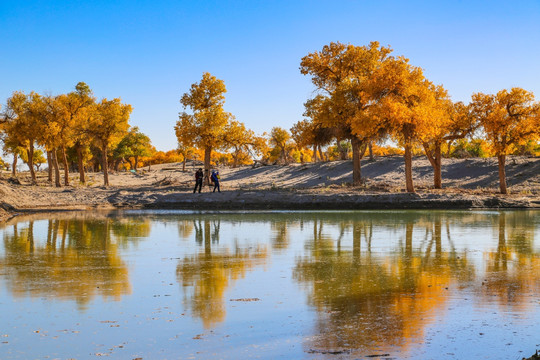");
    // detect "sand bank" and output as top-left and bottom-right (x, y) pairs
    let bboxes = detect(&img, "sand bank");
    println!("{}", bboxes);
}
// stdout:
(1, 156), (539, 220)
